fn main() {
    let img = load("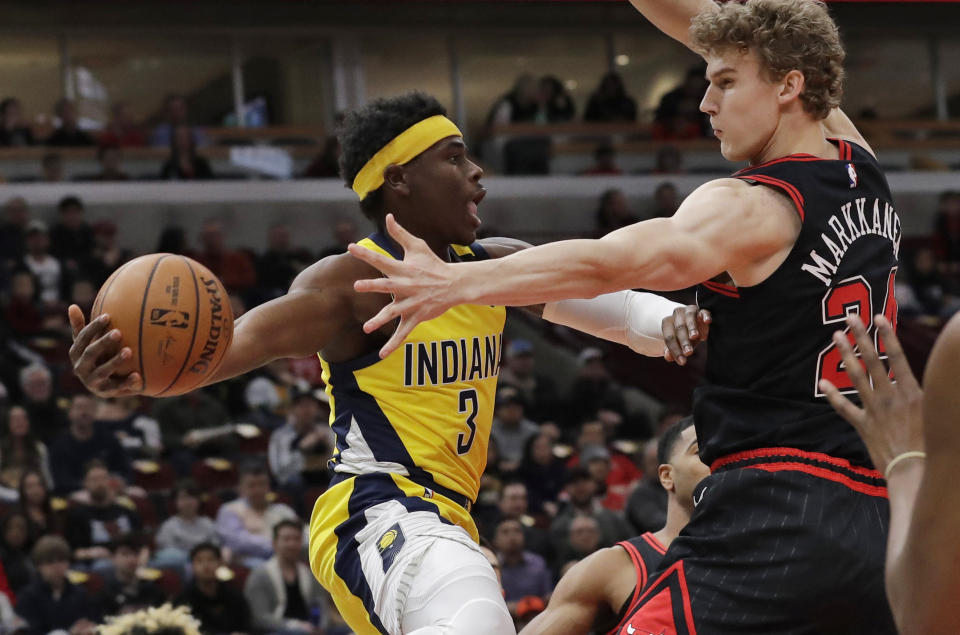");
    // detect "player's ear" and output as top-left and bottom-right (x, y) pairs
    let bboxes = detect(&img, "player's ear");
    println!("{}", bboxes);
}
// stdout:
(658, 464), (675, 493)
(383, 164), (410, 197)
(777, 70), (805, 106)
